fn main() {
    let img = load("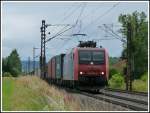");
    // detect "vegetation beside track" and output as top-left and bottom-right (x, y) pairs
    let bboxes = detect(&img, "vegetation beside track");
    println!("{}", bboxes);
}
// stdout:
(108, 71), (148, 92)
(2, 76), (134, 111)
(2, 76), (80, 111)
